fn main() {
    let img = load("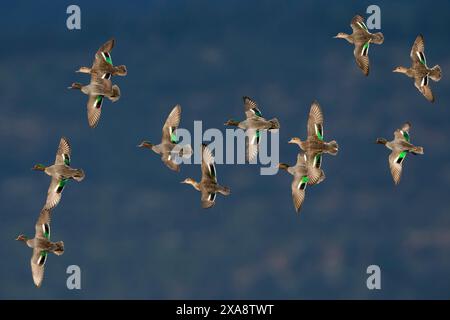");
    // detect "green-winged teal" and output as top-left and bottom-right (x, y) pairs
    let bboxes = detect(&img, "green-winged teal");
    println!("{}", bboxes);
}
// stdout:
(393, 34), (442, 102)
(138, 104), (192, 172)
(335, 15), (384, 76)
(32, 137), (85, 209)
(288, 101), (338, 177)
(376, 122), (424, 185)
(278, 152), (323, 213)
(181, 144), (230, 209)
(76, 38), (127, 79)
(225, 96), (280, 162)
(16, 208), (64, 287)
